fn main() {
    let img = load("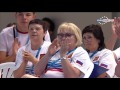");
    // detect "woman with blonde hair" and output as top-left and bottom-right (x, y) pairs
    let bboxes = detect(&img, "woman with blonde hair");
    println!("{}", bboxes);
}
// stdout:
(22, 22), (94, 78)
